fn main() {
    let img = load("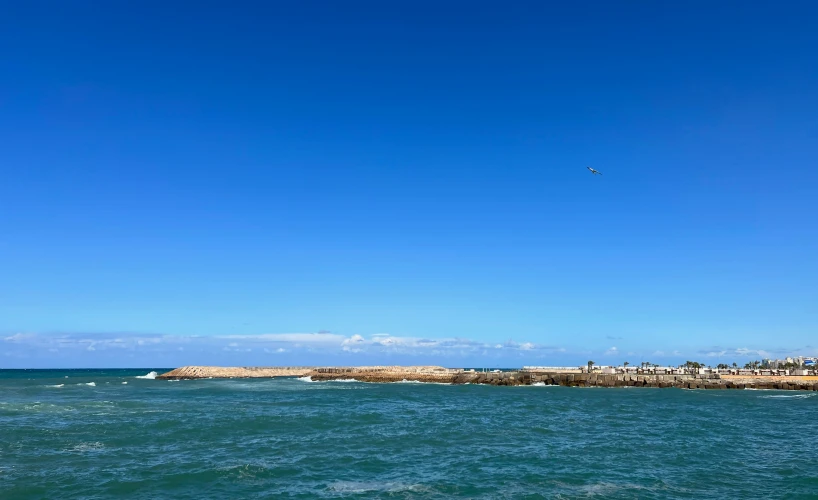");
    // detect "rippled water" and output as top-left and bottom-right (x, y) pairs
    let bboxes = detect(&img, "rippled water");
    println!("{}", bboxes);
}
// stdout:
(1, 369), (817, 499)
